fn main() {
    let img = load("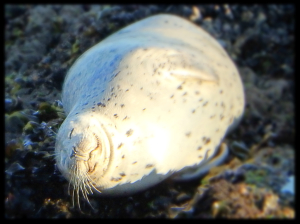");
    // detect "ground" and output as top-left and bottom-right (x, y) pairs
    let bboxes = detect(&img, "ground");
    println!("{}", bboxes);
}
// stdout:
(5, 4), (294, 218)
